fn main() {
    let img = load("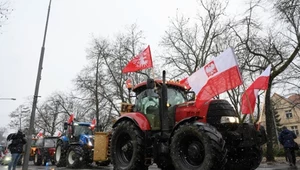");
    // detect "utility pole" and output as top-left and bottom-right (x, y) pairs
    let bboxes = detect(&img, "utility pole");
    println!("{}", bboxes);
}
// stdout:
(22, 0), (52, 169)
